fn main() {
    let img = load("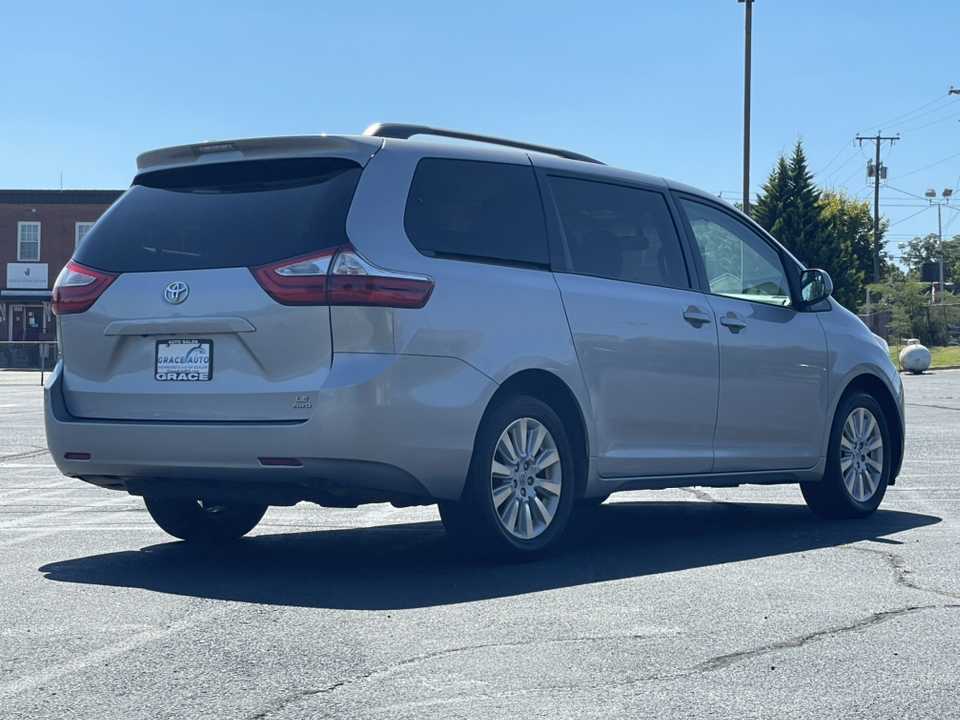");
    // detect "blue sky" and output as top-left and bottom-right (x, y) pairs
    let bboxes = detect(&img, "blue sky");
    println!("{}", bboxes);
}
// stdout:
(3, 0), (960, 259)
